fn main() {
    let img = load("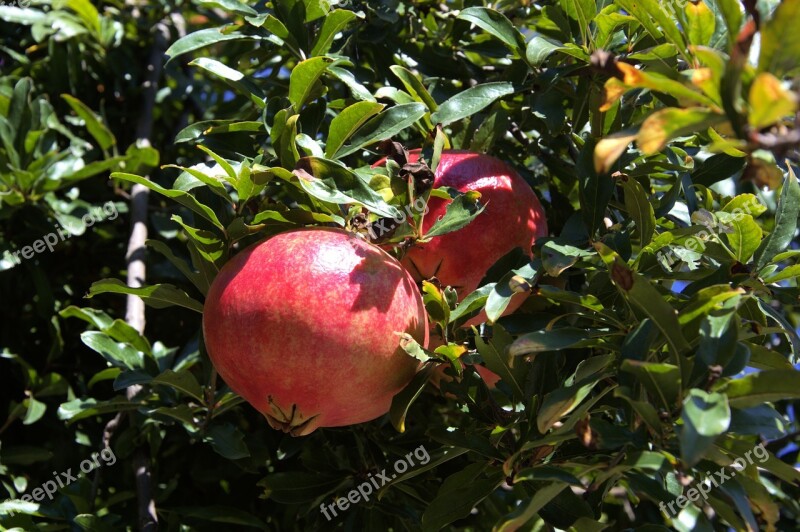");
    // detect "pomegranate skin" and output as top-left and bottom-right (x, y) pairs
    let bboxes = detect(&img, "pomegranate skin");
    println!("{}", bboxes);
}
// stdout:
(382, 150), (547, 318)
(202, 228), (428, 436)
